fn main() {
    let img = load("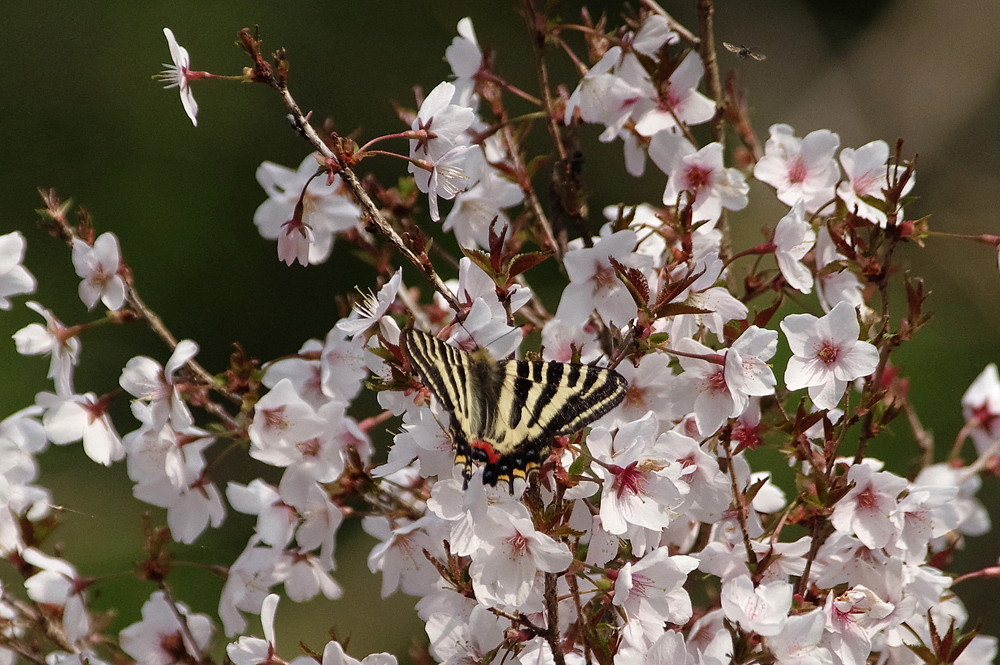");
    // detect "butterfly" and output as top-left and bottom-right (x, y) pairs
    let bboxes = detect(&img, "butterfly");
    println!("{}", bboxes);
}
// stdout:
(401, 328), (628, 490)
